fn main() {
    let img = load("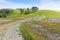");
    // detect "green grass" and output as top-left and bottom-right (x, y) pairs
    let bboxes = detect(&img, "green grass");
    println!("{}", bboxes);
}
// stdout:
(39, 20), (60, 34)
(20, 25), (34, 40)
(7, 10), (60, 20)
(20, 19), (60, 40)
(20, 25), (47, 40)
(20, 21), (50, 40)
